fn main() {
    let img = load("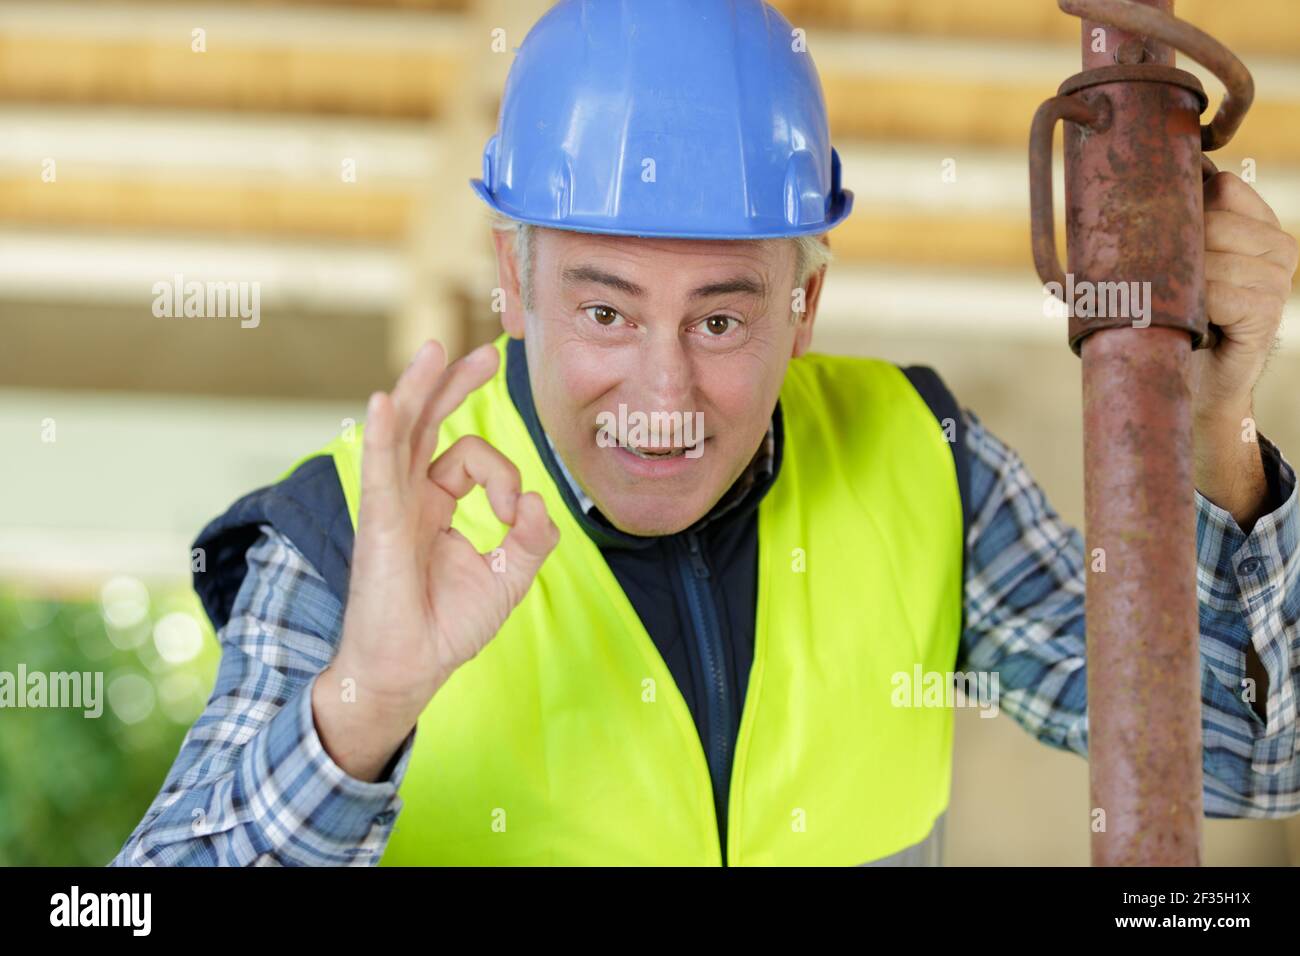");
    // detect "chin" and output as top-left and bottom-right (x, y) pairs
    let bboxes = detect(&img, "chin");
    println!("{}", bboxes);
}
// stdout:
(597, 499), (710, 538)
